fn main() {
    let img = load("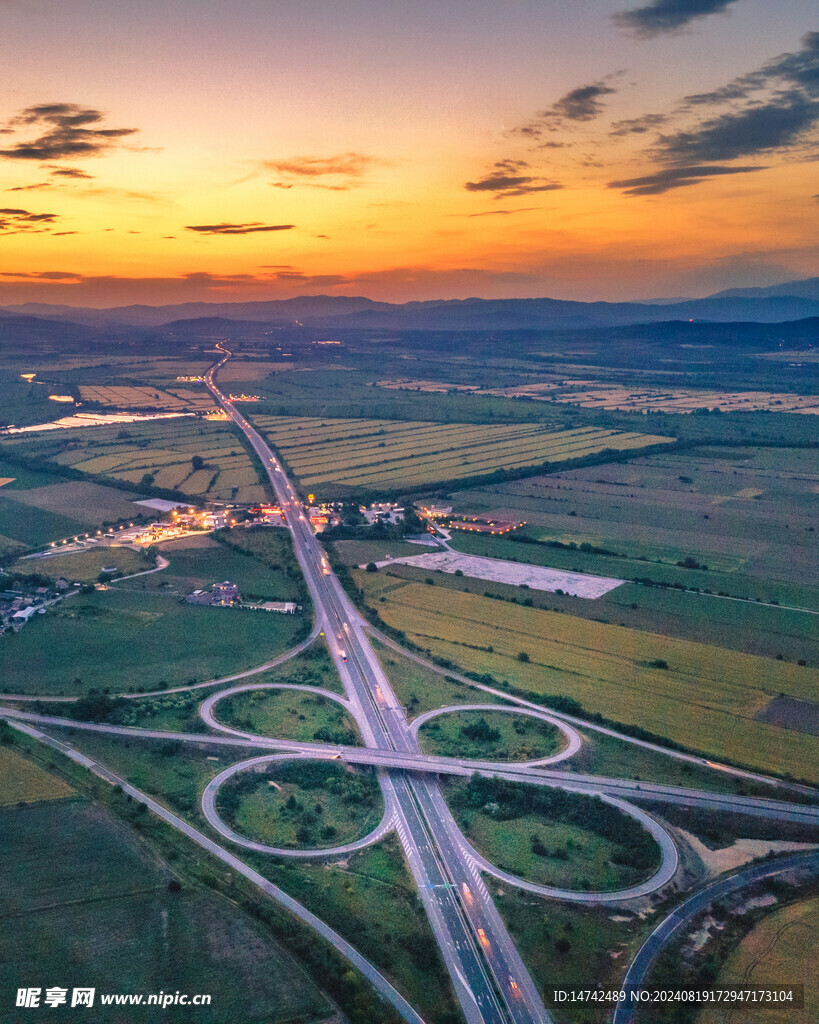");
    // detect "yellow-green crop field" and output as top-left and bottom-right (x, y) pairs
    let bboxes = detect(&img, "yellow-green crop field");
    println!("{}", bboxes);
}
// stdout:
(0, 747), (74, 806)
(251, 415), (673, 490)
(358, 573), (819, 780)
(0, 419), (262, 502)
